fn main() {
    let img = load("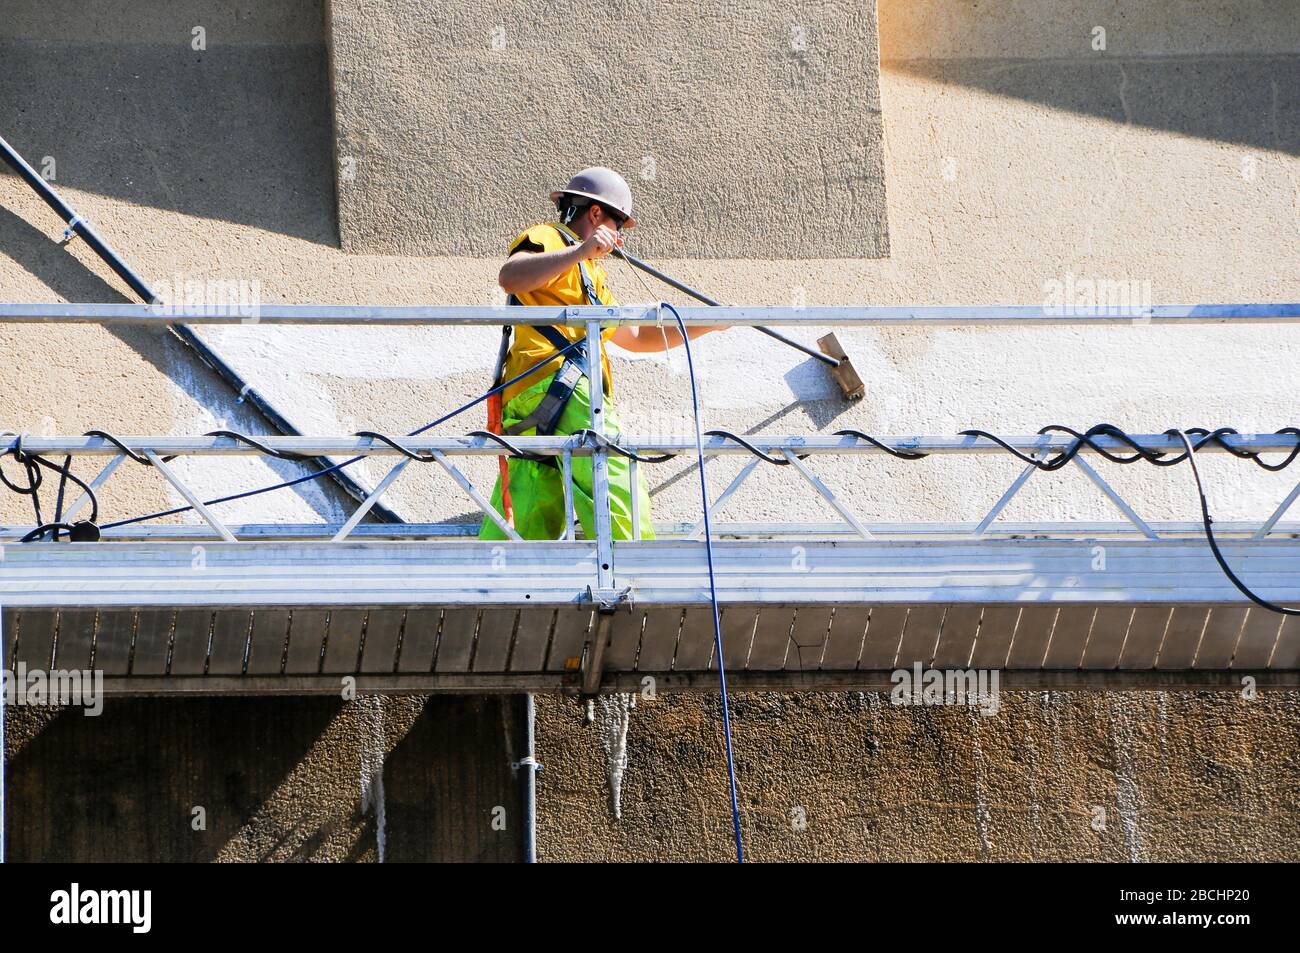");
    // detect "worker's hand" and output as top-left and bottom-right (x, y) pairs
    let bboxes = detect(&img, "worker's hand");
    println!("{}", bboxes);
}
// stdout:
(578, 225), (621, 260)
